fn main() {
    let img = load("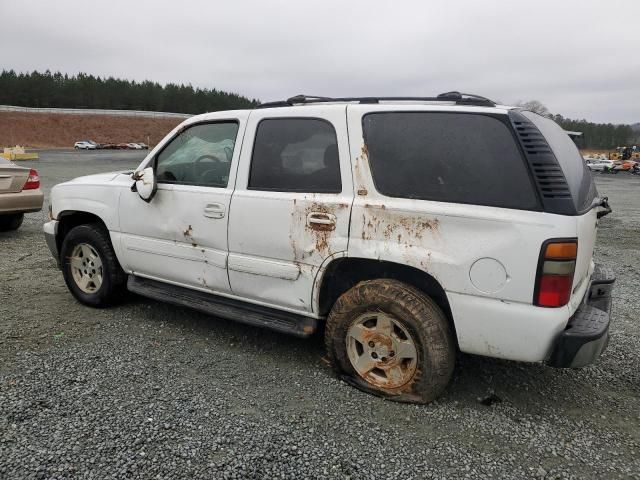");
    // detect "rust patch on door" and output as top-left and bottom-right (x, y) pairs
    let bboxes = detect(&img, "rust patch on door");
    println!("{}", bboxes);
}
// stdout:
(305, 202), (337, 256)
(307, 215), (335, 232)
(182, 224), (198, 247)
(290, 201), (343, 259)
